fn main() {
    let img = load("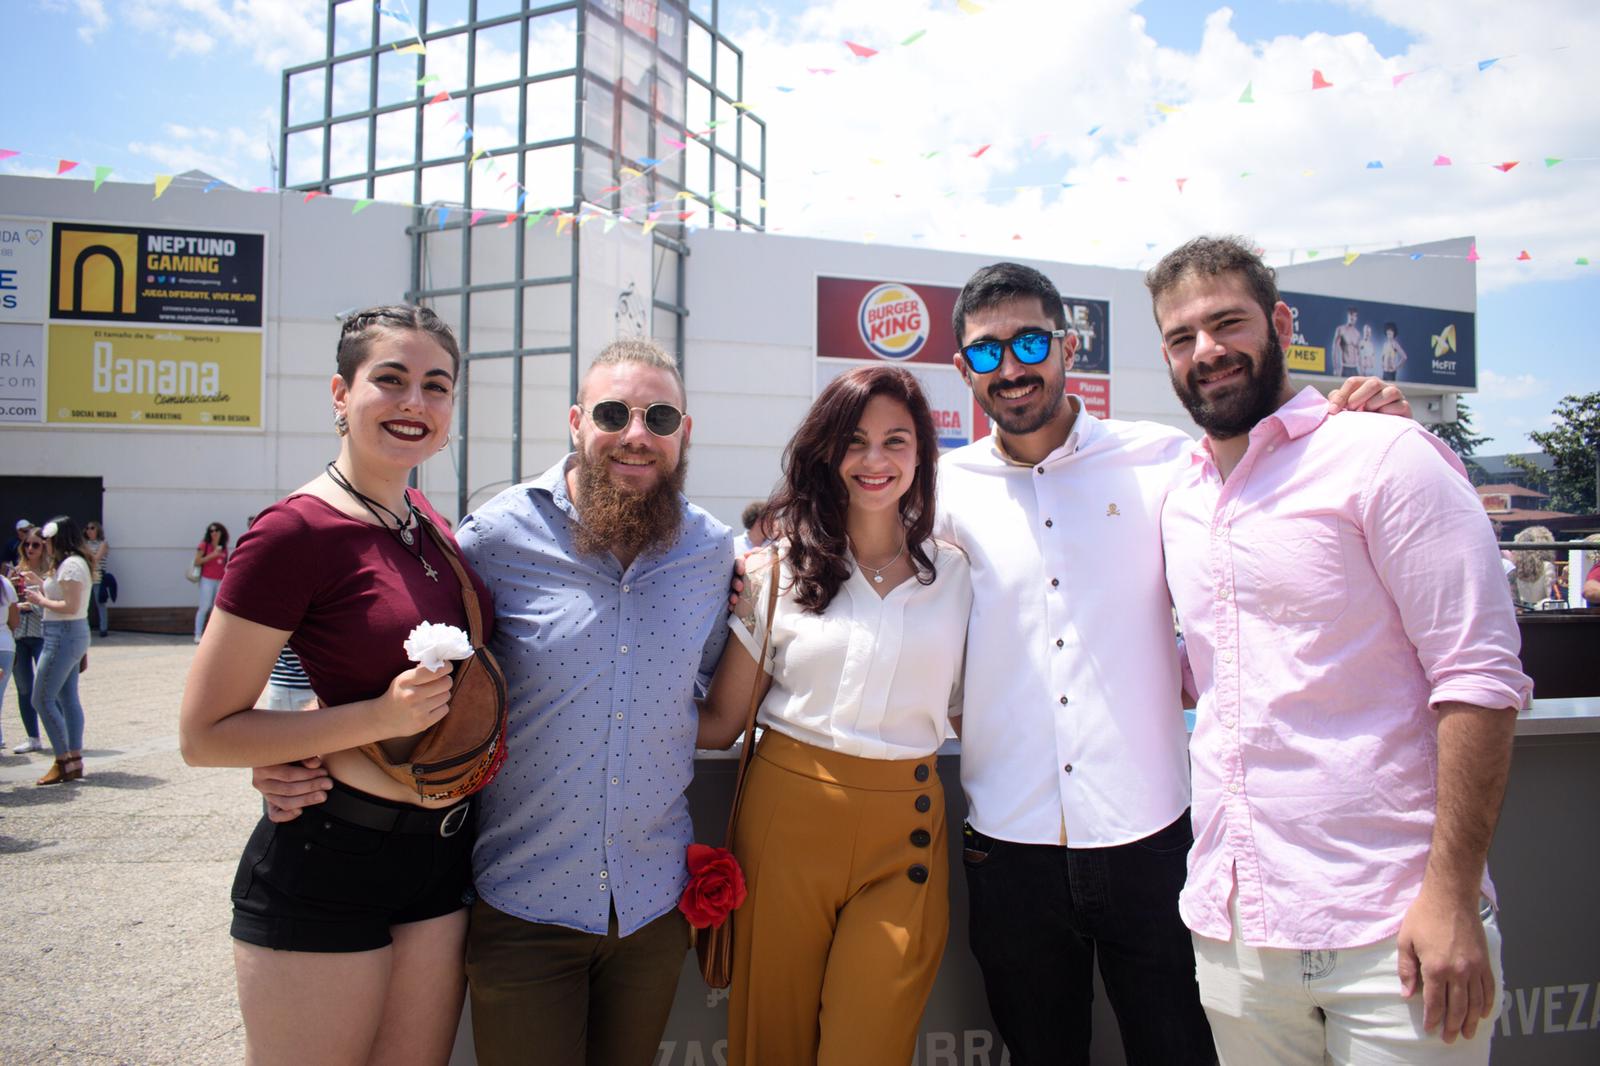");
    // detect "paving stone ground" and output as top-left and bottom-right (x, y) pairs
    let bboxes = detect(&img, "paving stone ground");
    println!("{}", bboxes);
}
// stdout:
(1, 632), (254, 1065)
